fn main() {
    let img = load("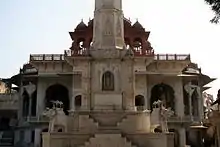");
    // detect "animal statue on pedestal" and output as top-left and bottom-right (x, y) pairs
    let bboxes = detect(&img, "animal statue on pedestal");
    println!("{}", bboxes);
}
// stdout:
(42, 100), (68, 132)
(150, 100), (174, 133)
